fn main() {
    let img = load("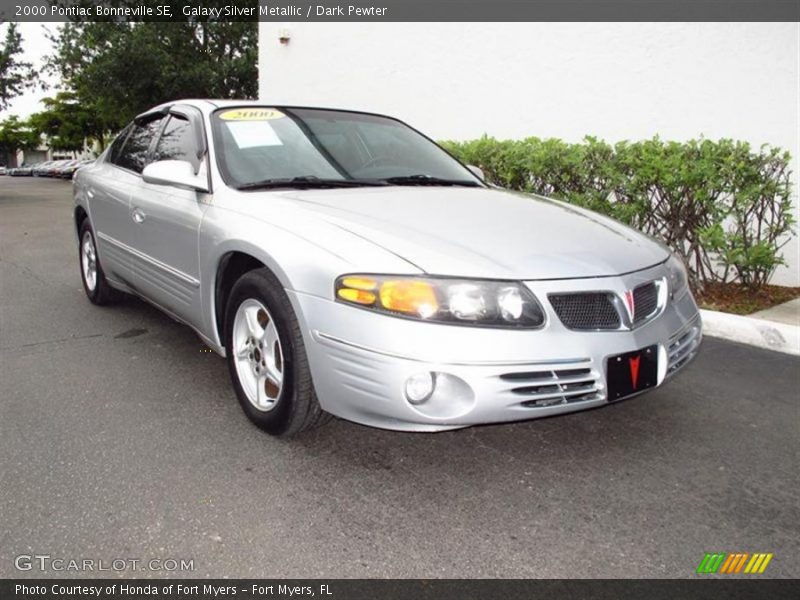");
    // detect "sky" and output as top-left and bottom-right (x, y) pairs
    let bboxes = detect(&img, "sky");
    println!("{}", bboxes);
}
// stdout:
(2, 23), (59, 119)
